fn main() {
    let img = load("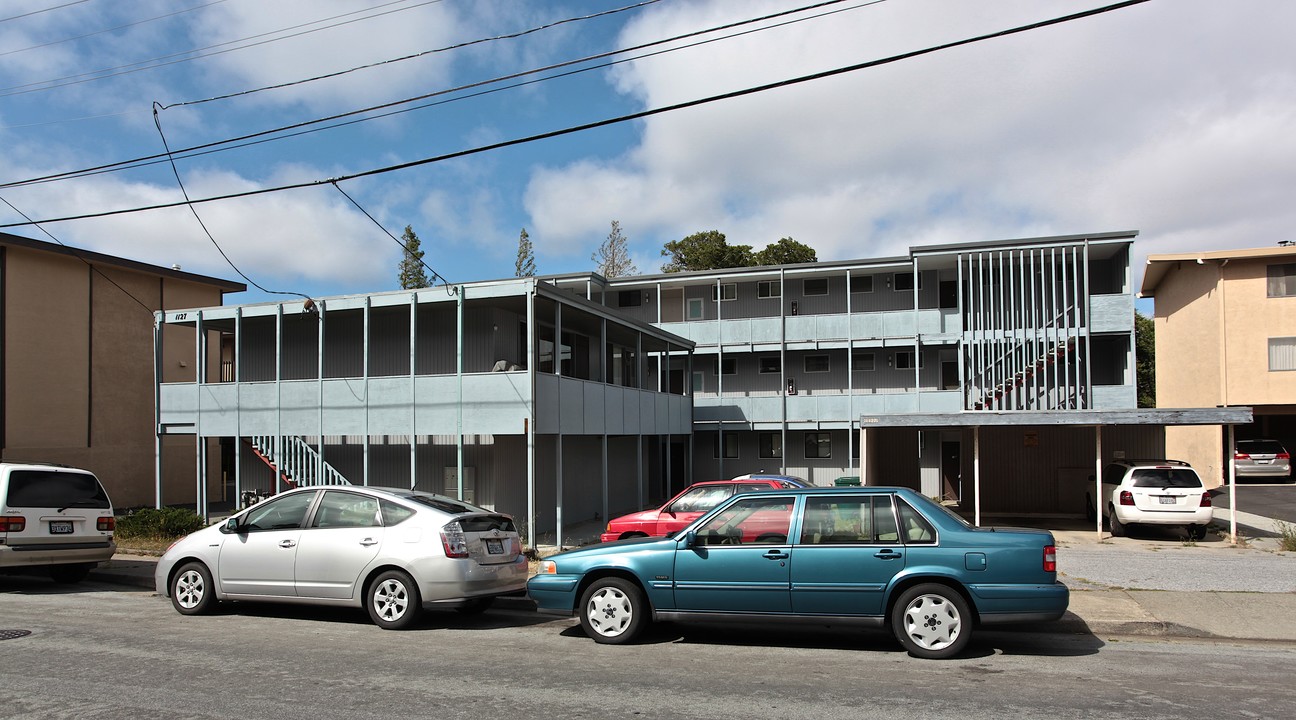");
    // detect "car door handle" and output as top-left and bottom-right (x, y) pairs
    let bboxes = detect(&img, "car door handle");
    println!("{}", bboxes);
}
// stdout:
(279, 540), (296, 549)
(874, 550), (902, 560)
(763, 550), (789, 560)
(359, 538), (378, 547)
